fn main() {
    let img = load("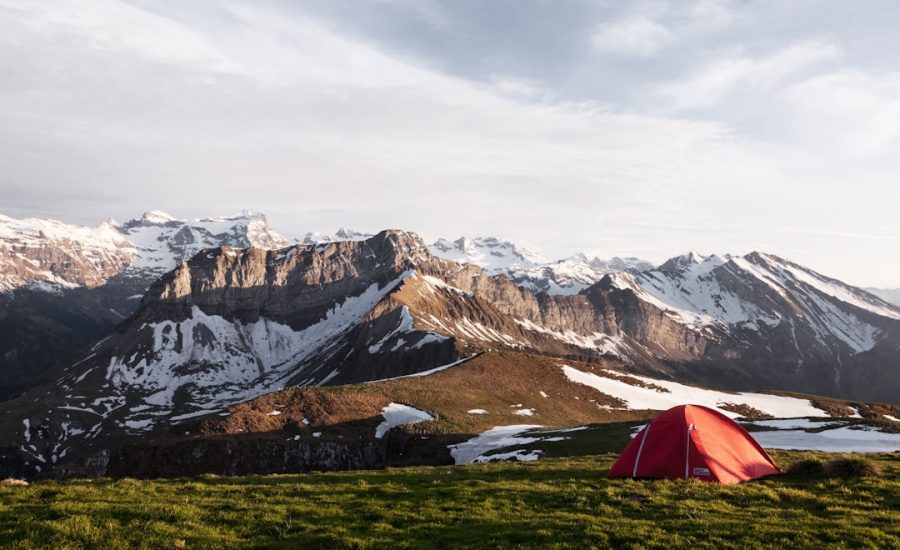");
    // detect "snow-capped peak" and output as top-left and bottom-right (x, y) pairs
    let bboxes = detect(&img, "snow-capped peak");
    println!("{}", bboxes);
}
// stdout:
(0, 211), (297, 292)
(139, 210), (179, 225)
(428, 235), (654, 295)
(99, 218), (122, 231)
(302, 228), (374, 244)
(335, 228), (372, 240)
(600, 256), (656, 272)
(428, 236), (548, 270)
(657, 252), (732, 278)
(121, 211), (290, 276)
